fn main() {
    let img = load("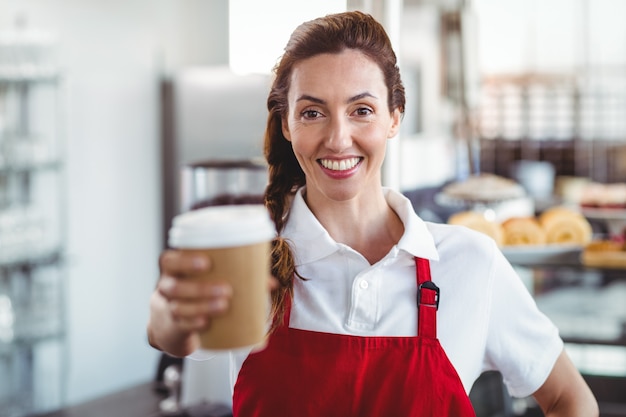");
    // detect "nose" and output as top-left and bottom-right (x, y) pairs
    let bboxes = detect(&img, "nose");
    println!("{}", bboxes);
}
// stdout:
(325, 116), (352, 152)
